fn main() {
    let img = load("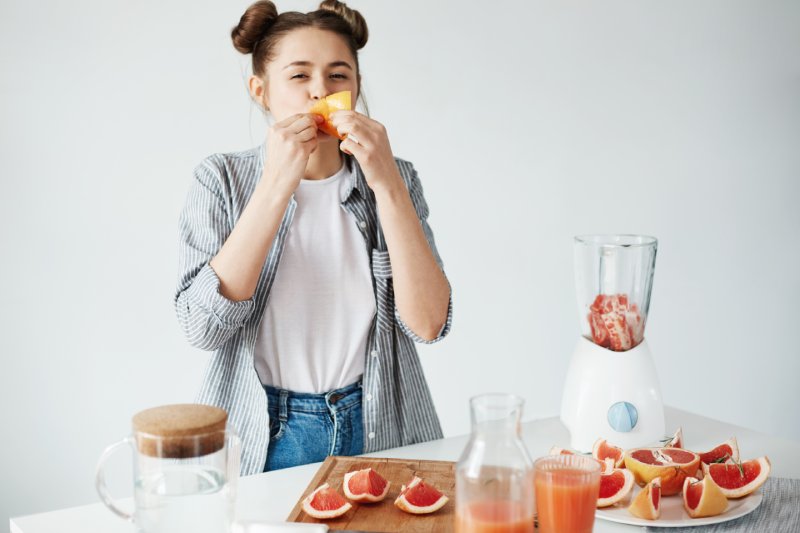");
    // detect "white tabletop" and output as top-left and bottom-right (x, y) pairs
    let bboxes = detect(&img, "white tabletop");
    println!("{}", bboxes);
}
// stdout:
(10, 406), (800, 533)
